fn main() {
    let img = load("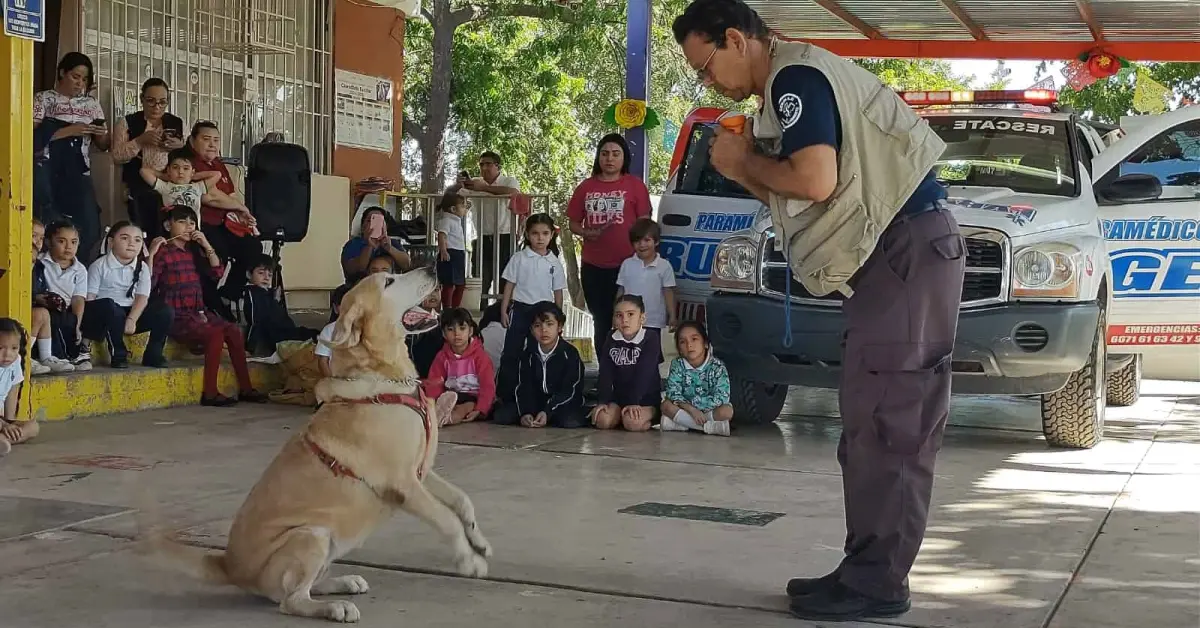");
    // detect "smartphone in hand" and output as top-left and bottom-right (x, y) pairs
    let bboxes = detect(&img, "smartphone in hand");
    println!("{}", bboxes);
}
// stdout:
(367, 213), (386, 240)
